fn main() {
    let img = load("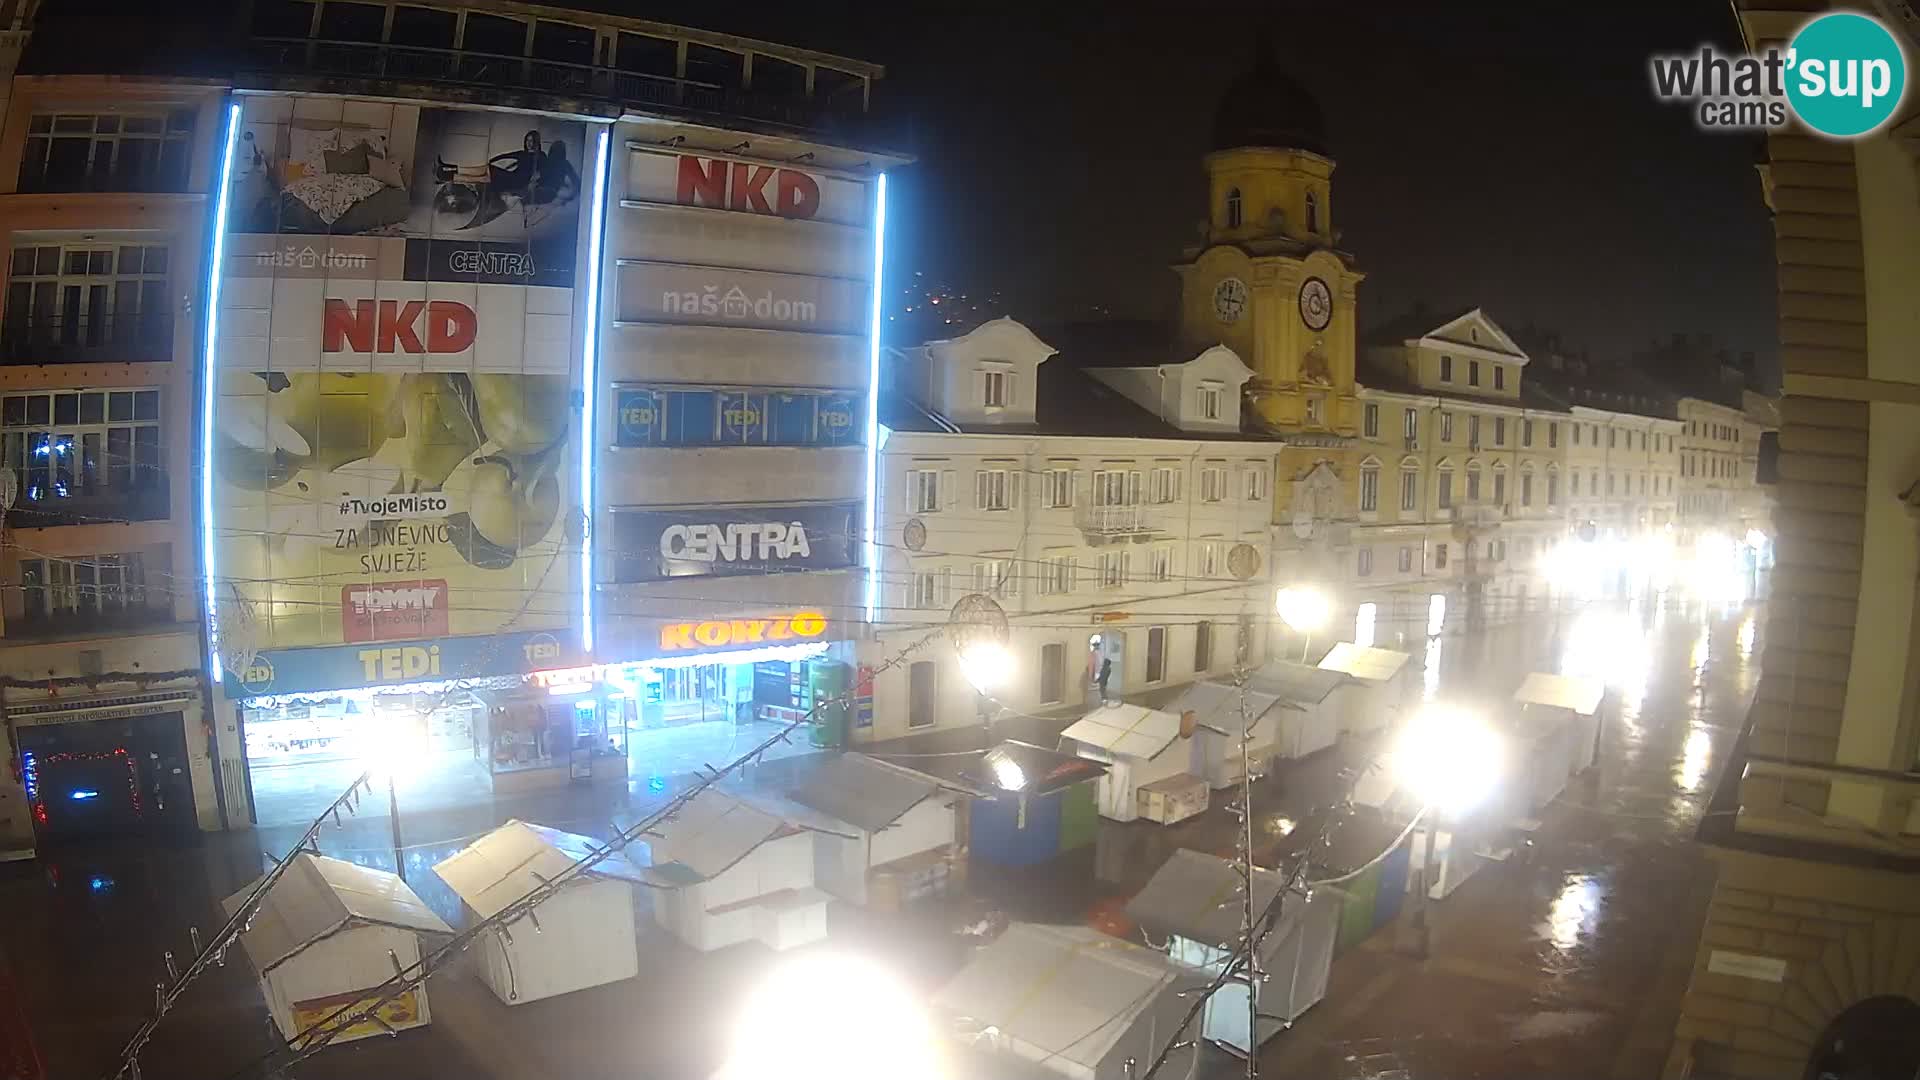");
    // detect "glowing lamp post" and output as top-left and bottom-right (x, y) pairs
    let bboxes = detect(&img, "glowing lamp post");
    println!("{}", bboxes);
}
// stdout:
(1275, 585), (1331, 662)
(714, 953), (940, 1080)
(1389, 704), (1503, 957)
(959, 640), (1013, 726)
